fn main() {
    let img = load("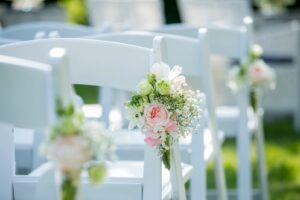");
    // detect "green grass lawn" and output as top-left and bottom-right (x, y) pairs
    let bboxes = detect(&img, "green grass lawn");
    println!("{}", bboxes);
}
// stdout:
(75, 86), (300, 199)
(207, 118), (300, 200)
